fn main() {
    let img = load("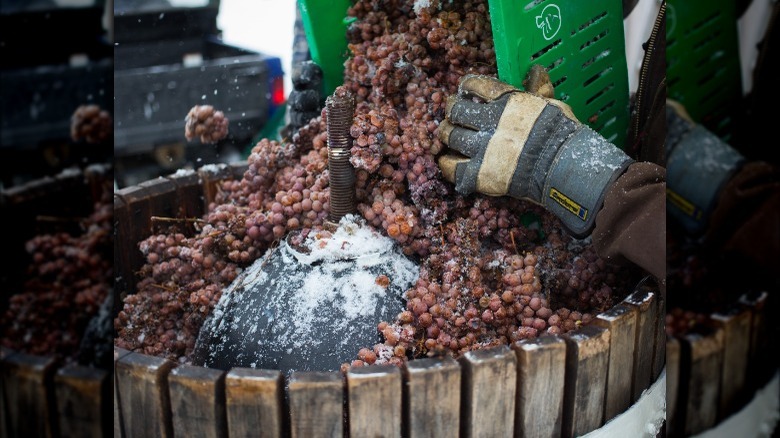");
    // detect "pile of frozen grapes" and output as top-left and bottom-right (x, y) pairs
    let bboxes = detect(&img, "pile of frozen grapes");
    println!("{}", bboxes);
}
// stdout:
(665, 307), (709, 337)
(115, 0), (640, 365)
(1, 182), (112, 359)
(185, 105), (229, 144)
